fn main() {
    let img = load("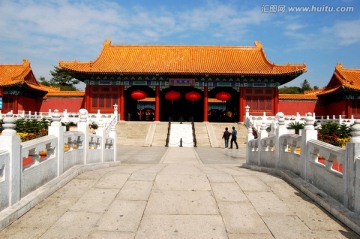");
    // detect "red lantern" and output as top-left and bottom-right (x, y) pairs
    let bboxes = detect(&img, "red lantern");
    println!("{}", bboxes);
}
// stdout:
(131, 90), (146, 100)
(216, 91), (231, 101)
(165, 90), (180, 101)
(185, 91), (201, 102)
